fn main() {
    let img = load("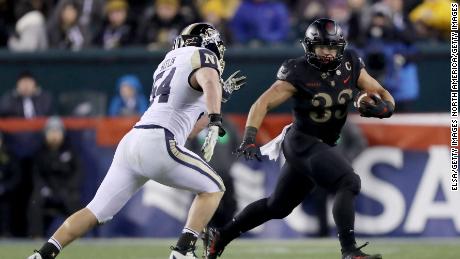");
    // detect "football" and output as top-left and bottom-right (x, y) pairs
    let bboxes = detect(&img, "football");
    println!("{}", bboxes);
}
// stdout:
(354, 91), (381, 109)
